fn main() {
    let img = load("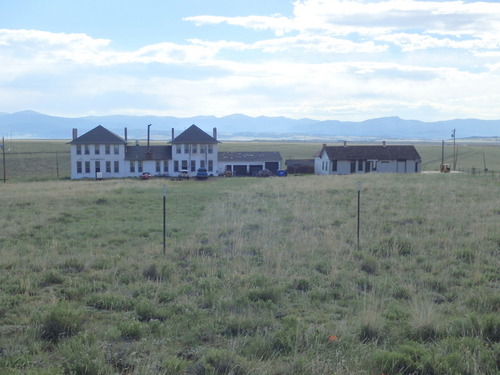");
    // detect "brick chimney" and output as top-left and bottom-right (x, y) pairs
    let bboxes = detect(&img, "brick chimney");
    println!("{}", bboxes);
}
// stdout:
(124, 127), (128, 142)
(213, 127), (217, 140)
(72, 128), (78, 140)
(171, 128), (175, 141)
